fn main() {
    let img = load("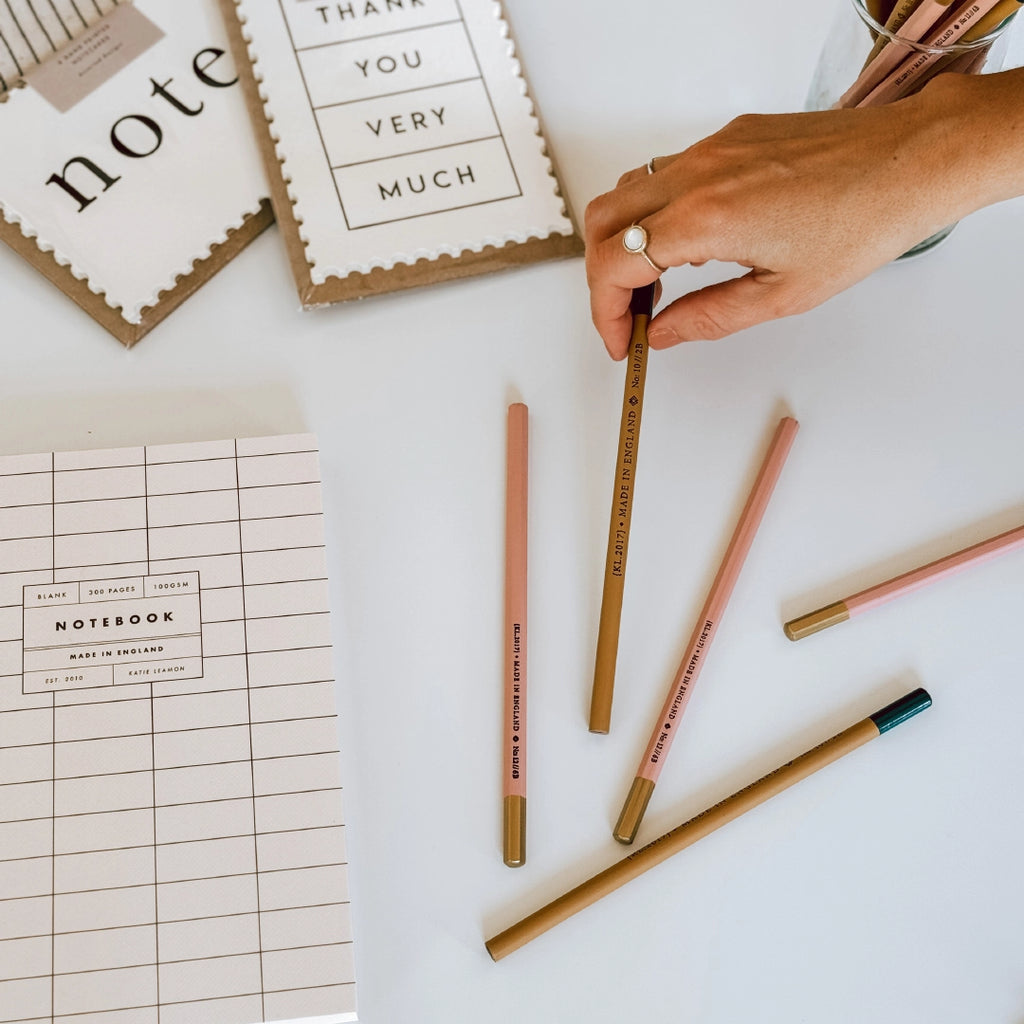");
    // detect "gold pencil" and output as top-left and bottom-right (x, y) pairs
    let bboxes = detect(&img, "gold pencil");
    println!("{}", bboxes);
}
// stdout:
(486, 689), (932, 960)
(589, 284), (655, 734)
